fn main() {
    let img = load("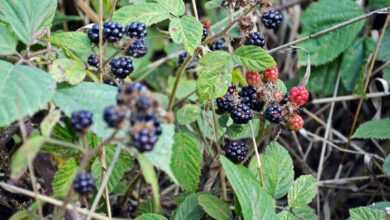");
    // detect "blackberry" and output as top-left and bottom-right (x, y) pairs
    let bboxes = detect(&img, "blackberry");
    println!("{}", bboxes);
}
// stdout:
(87, 22), (124, 43)
(87, 24), (100, 43)
(127, 40), (147, 58)
(209, 38), (227, 51)
(103, 105), (126, 128)
(126, 22), (147, 39)
(121, 82), (147, 95)
(178, 52), (188, 65)
(264, 104), (283, 124)
(261, 9), (283, 30)
(245, 32), (265, 47)
(73, 172), (95, 195)
(70, 110), (93, 132)
(130, 114), (162, 134)
(230, 103), (253, 124)
(135, 95), (152, 111)
(110, 57), (134, 79)
(202, 27), (209, 41)
(132, 128), (159, 152)
(239, 86), (263, 111)
(87, 54), (99, 68)
(224, 140), (248, 163)
(216, 85), (237, 114)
